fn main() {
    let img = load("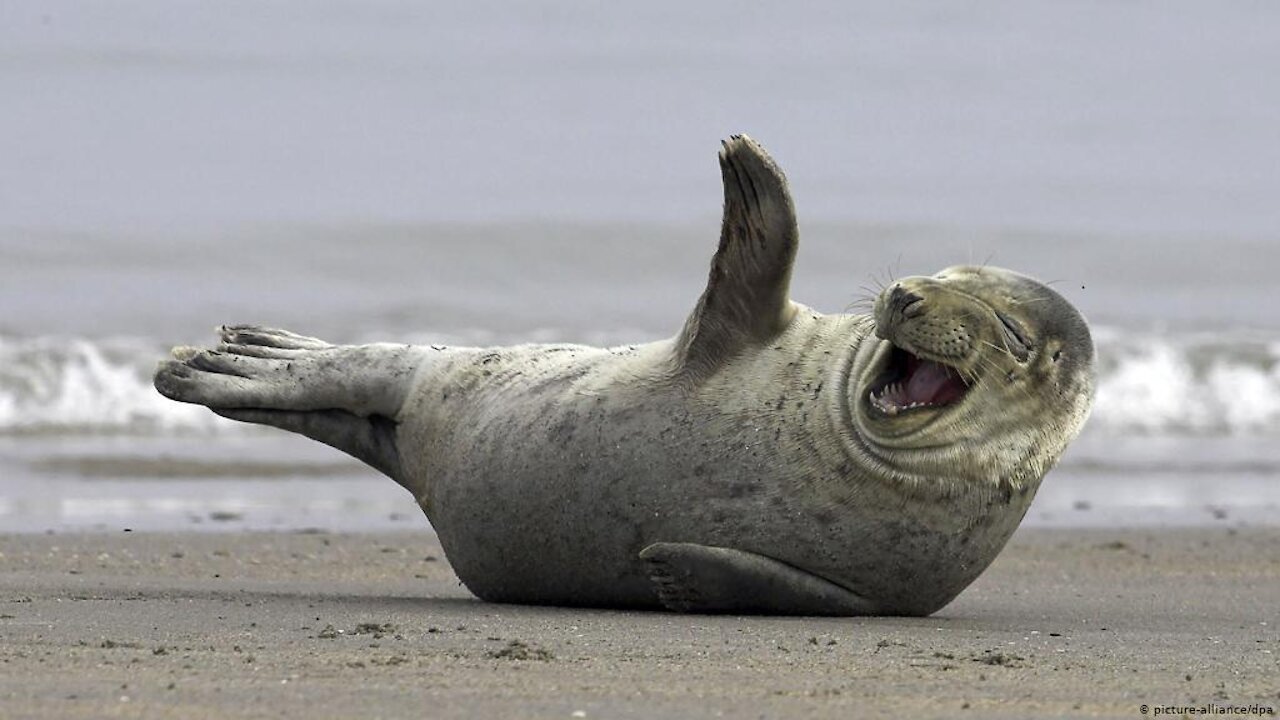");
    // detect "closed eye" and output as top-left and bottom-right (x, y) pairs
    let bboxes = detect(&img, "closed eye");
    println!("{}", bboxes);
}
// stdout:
(994, 311), (1032, 361)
